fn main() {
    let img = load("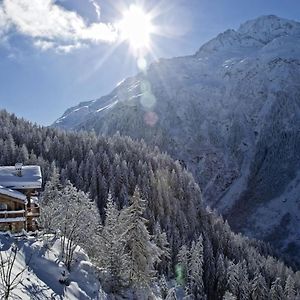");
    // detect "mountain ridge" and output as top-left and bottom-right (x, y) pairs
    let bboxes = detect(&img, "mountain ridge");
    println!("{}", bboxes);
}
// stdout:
(53, 15), (300, 265)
